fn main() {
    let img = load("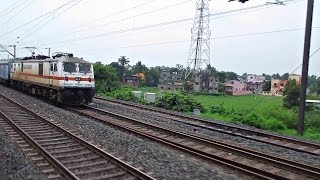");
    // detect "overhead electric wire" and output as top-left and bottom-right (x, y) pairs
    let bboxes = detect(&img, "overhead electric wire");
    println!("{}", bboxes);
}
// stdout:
(0, 0), (29, 18)
(290, 47), (320, 74)
(0, 0), (78, 39)
(0, 0), (25, 16)
(70, 0), (156, 30)
(33, 0), (194, 42)
(19, 0), (304, 47)
(17, 0), (84, 43)
(118, 27), (320, 49)
(39, 0), (304, 43)
(1, 0), (33, 25)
